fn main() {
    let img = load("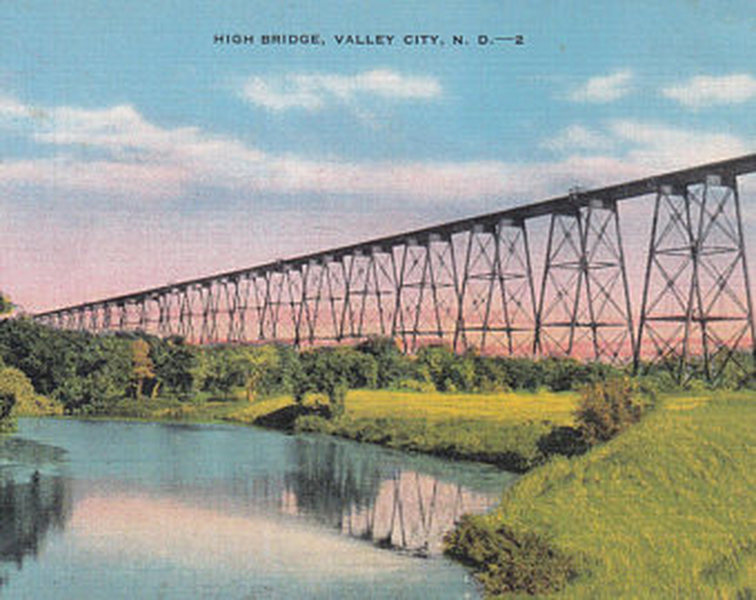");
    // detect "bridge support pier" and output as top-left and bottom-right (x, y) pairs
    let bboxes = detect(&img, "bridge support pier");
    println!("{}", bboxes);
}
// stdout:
(636, 176), (756, 384)
(534, 198), (635, 362)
